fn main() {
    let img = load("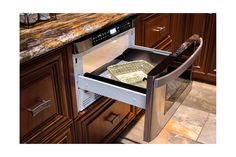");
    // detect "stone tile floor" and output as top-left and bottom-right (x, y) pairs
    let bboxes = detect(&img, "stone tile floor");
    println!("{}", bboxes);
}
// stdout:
(115, 81), (216, 144)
